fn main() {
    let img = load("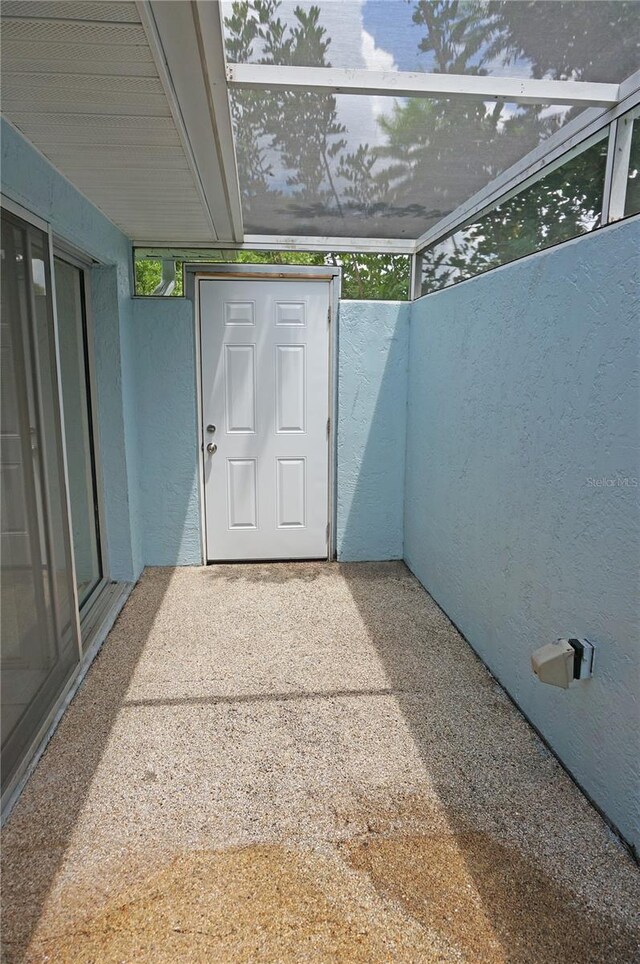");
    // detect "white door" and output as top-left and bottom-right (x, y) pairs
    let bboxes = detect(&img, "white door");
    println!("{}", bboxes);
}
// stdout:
(200, 277), (331, 561)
